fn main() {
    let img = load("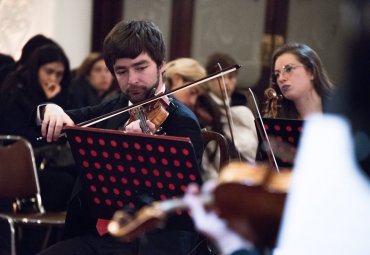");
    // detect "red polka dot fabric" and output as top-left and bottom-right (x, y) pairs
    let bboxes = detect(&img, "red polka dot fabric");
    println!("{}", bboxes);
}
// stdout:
(65, 126), (202, 219)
